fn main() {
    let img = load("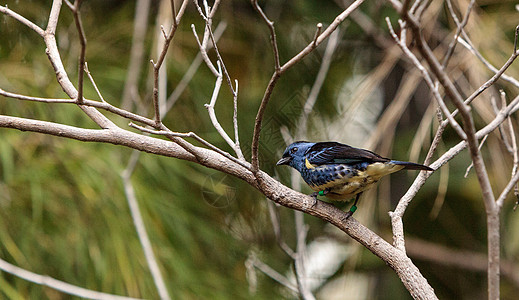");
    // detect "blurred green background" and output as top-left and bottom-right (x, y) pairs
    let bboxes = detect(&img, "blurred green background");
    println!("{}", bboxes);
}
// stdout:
(1, 0), (519, 299)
